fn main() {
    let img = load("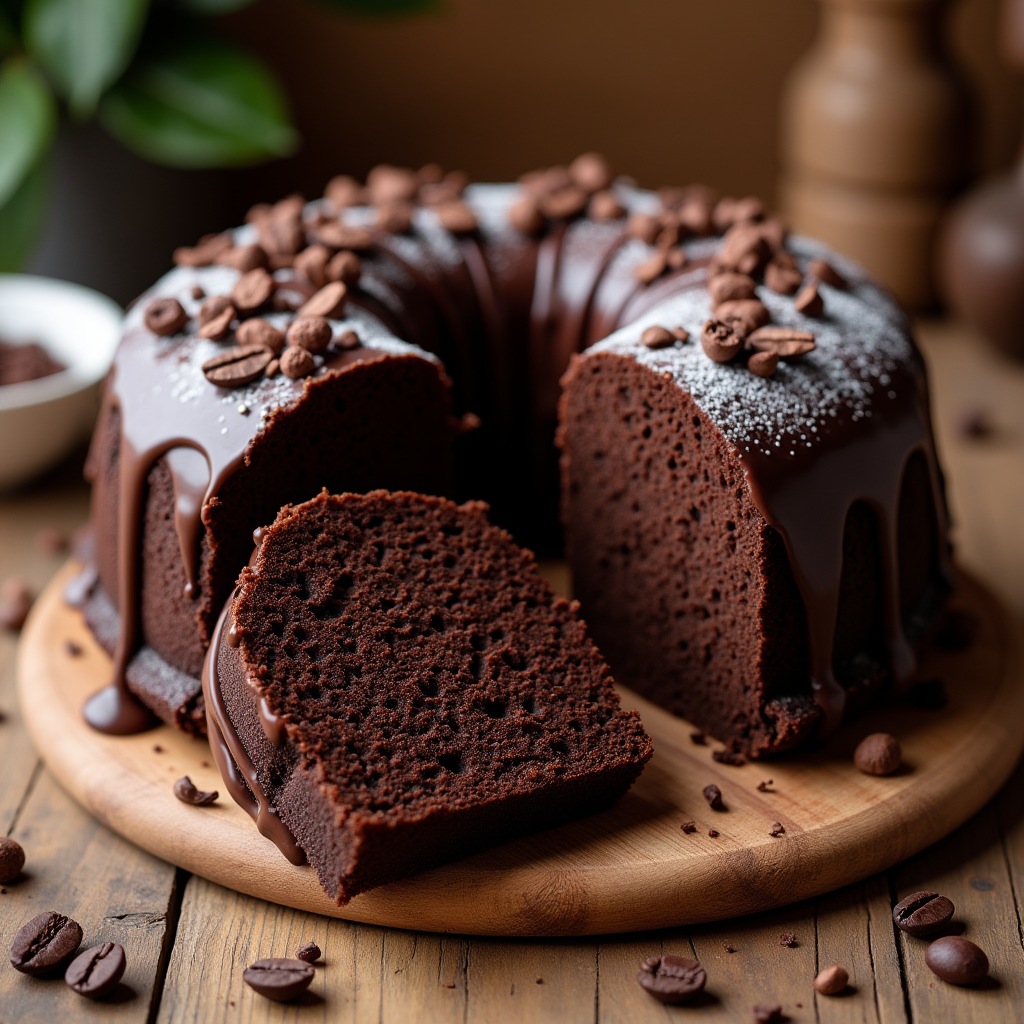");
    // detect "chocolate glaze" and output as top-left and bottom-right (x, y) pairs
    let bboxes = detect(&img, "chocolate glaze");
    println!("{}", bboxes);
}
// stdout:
(83, 180), (948, 745)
